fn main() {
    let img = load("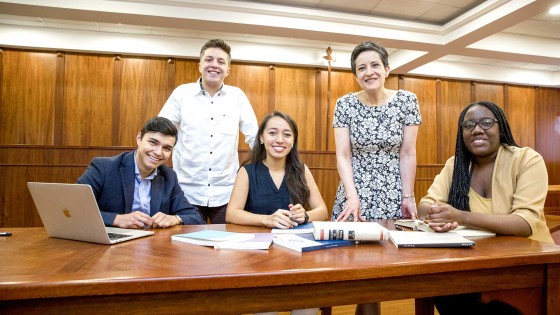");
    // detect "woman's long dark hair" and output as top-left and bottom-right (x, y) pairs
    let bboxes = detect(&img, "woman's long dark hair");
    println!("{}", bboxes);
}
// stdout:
(447, 100), (518, 211)
(243, 111), (310, 207)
